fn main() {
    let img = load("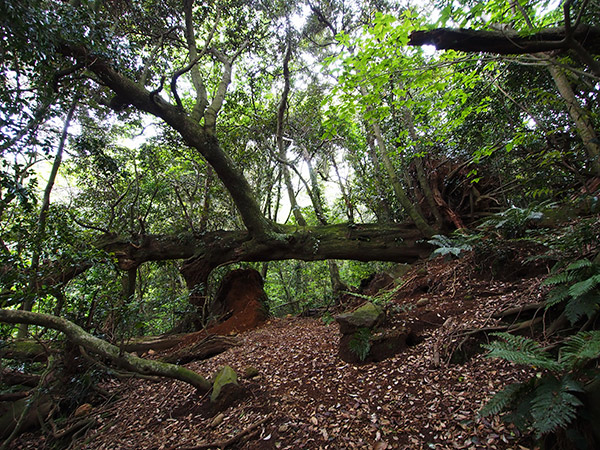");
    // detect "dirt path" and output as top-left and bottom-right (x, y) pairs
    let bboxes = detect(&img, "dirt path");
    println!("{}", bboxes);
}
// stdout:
(52, 317), (532, 449)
